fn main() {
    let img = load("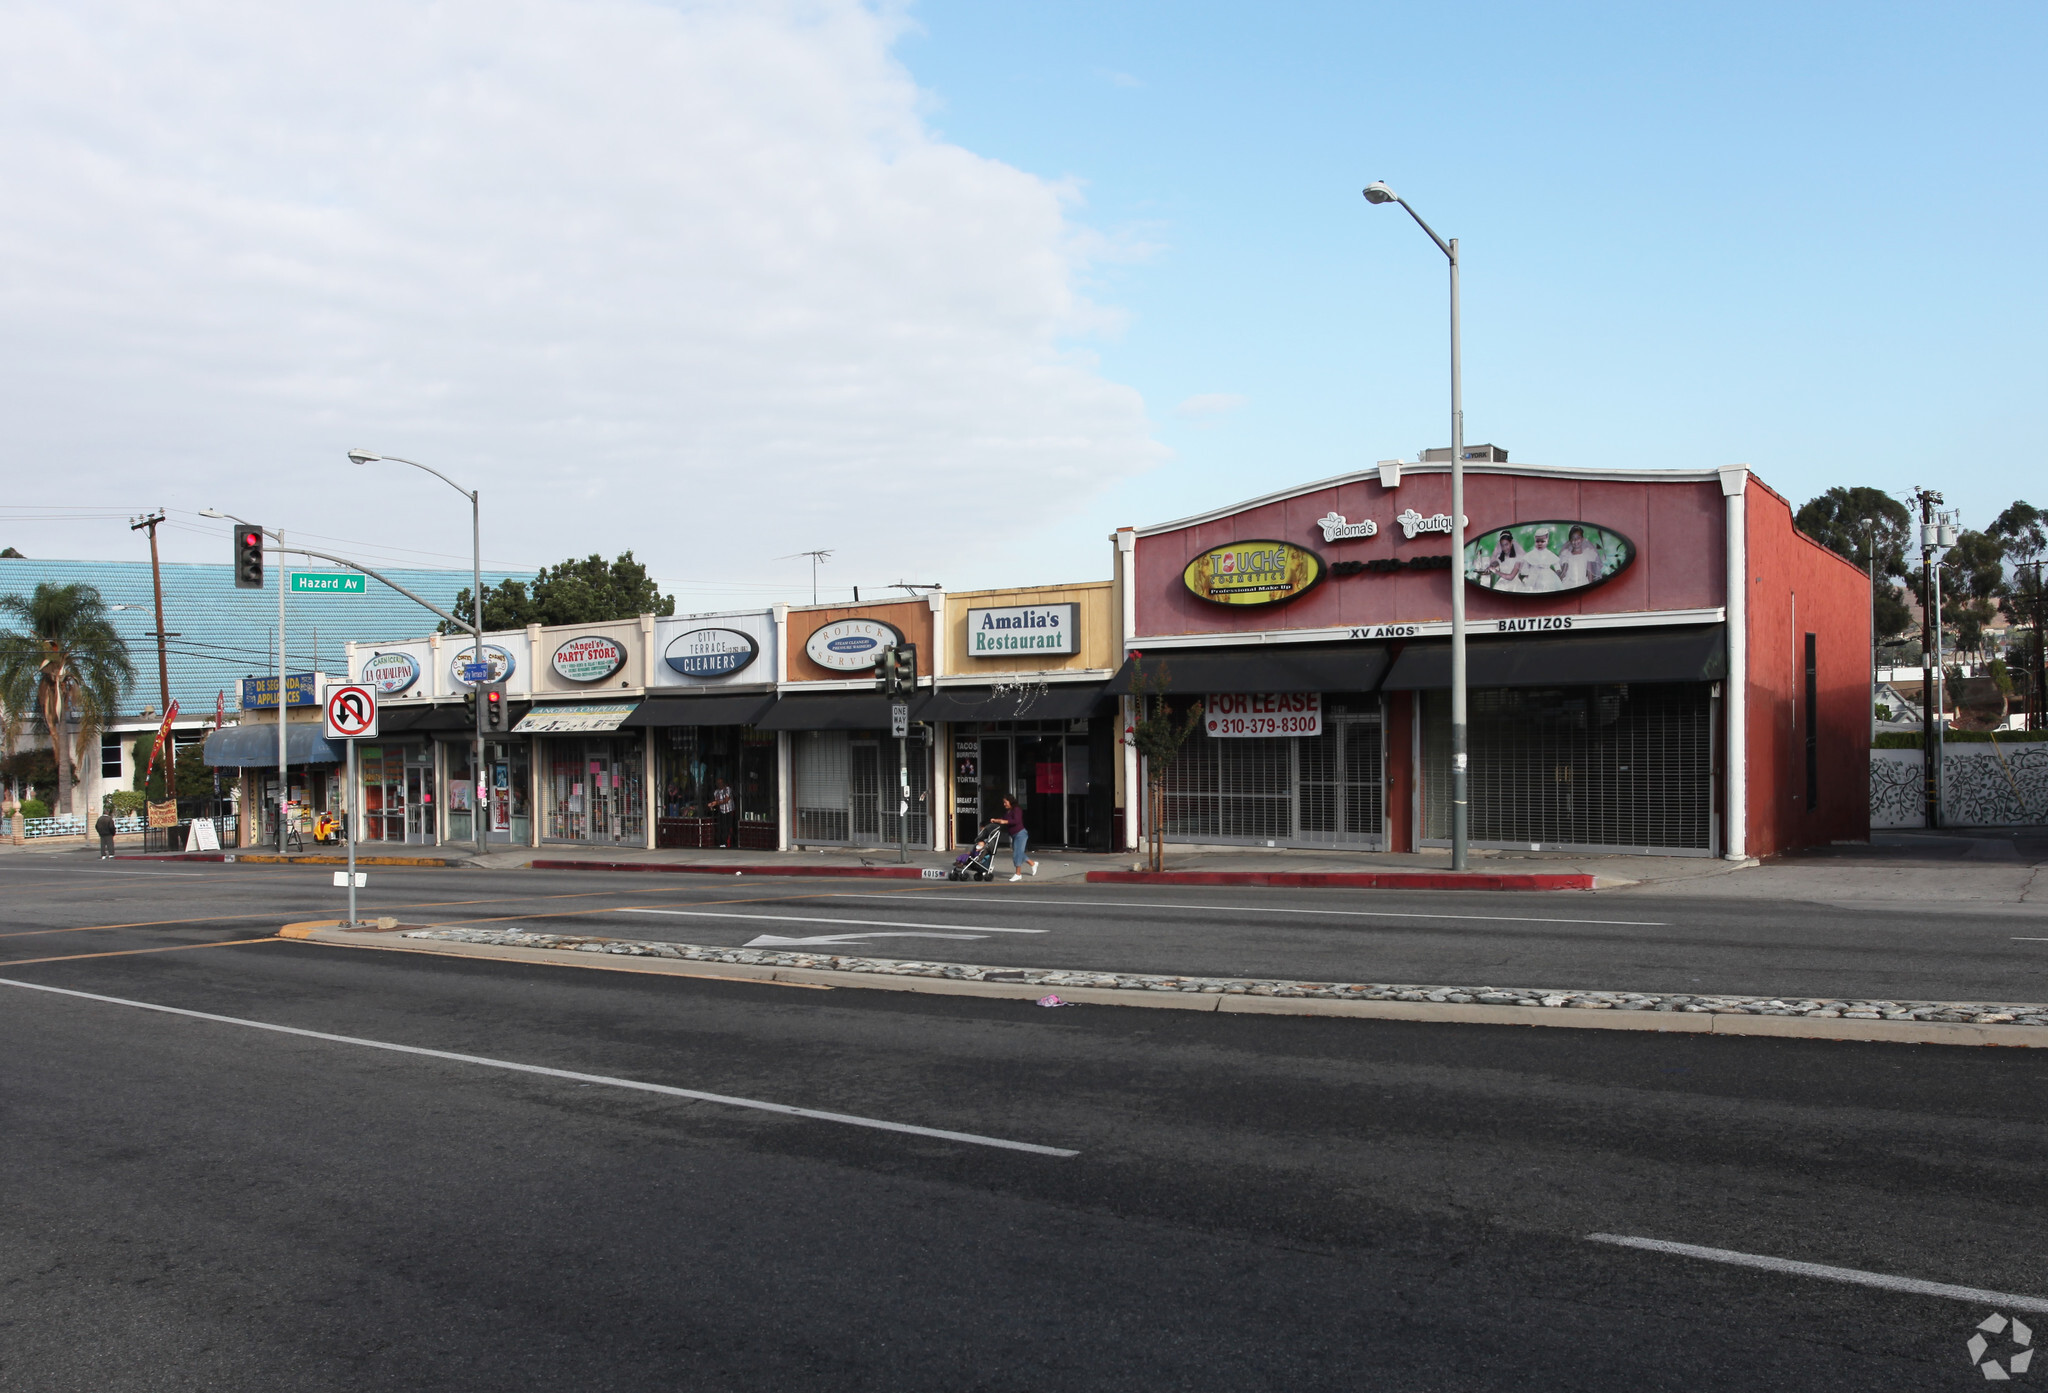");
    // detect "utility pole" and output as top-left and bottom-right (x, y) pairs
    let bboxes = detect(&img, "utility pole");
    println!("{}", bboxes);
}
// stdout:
(129, 510), (175, 795)
(1913, 487), (1942, 828)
